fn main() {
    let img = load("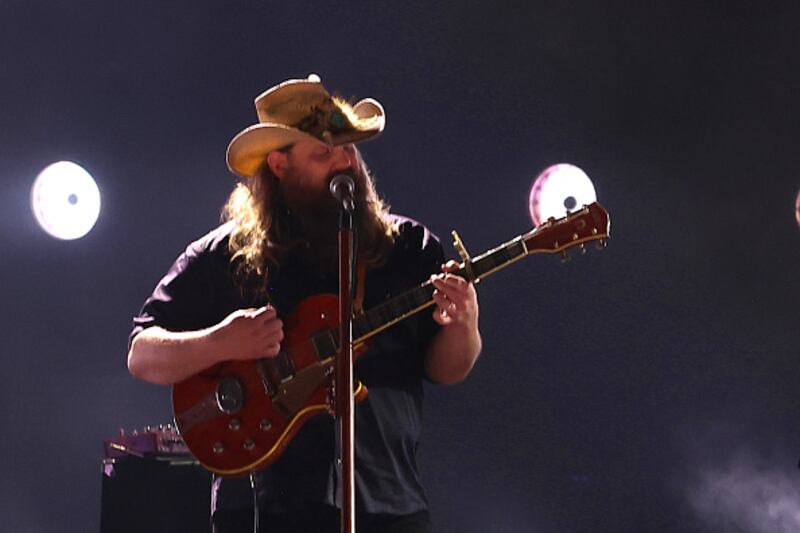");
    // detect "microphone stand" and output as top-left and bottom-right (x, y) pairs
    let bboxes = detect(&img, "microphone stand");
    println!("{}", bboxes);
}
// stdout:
(336, 203), (356, 533)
